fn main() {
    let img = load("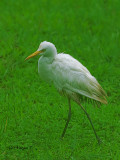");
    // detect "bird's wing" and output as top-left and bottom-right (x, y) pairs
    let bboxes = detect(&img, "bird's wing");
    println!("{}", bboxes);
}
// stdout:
(51, 53), (107, 104)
